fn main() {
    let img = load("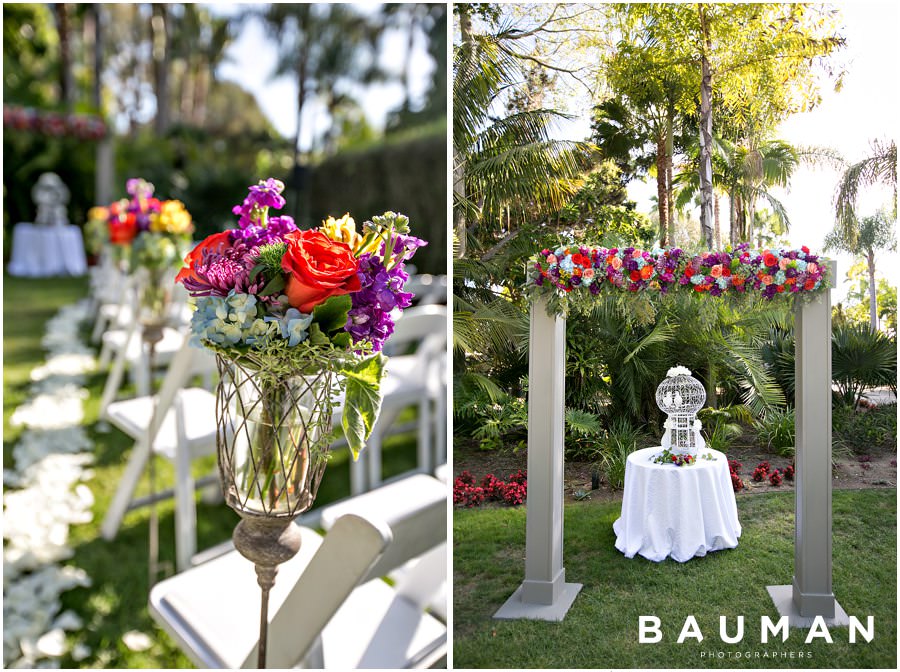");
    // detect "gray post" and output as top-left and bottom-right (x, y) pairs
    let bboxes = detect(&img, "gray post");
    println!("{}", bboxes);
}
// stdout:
(494, 297), (582, 621)
(767, 259), (848, 627)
